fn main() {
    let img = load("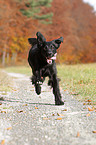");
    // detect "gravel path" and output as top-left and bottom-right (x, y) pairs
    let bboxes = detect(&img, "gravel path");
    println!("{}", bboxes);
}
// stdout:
(0, 73), (96, 145)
